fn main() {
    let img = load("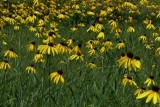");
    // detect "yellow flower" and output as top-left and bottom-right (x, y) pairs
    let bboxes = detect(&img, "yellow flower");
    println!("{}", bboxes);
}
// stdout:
(86, 24), (99, 32)
(37, 42), (58, 55)
(55, 42), (68, 54)
(72, 44), (82, 54)
(117, 52), (133, 70)
(27, 42), (36, 52)
(88, 48), (97, 56)
(71, 27), (77, 31)
(33, 52), (45, 63)
(4, 48), (18, 58)
(131, 56), (142, 71)
(0, 60), (11, 70)
(26, 64), (36, 74)
(116, 40), (126, 49)
(155, 37), (160, 42)
(146, 22), (156, 30)
(156, 47), (160, 56)
(66, 39), (74, 46)
(69, 51), (84, 61)
(97, 30), (105, 39)
(134, 86), (146, 96)
(108, 19), (118, 28)
(87, 62), (97, 69)
(127, 25), (135, 32)
(136, 85), (160, 104)
(144, 76), (156, 87)
(50, 69), (64, 85)
(122, 74), (137, 87)
(138, 34), (148, 43)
